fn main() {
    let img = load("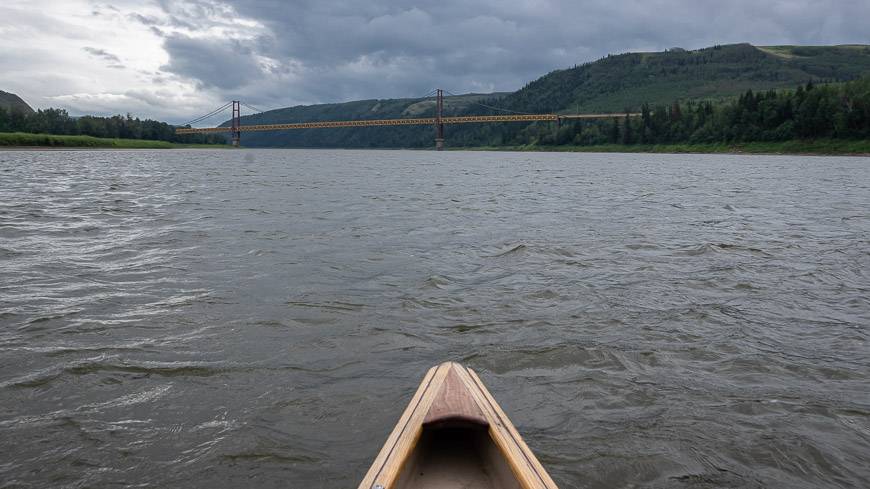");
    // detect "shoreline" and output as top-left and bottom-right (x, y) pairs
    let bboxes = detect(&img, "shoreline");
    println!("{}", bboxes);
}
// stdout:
(4, 145), (868, 156)
(2, 133), (868, 156)
(0, 132), (228, 150)
(458, 140), (870, 157)
(0, 146), (229, 151)
(460, 149), (870, 157)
